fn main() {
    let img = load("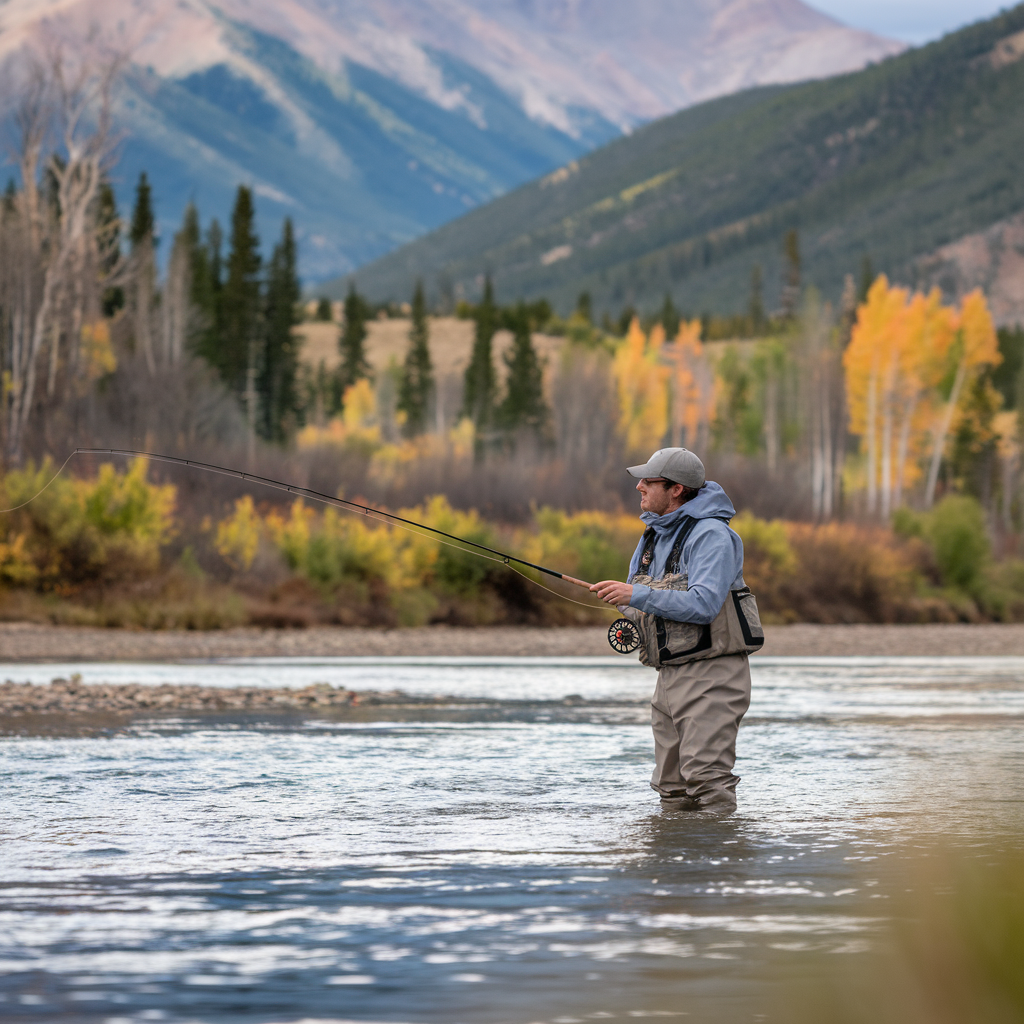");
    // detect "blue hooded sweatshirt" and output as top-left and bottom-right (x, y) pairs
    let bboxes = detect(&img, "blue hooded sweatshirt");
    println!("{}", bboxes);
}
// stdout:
(626, 481), (745, 625)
